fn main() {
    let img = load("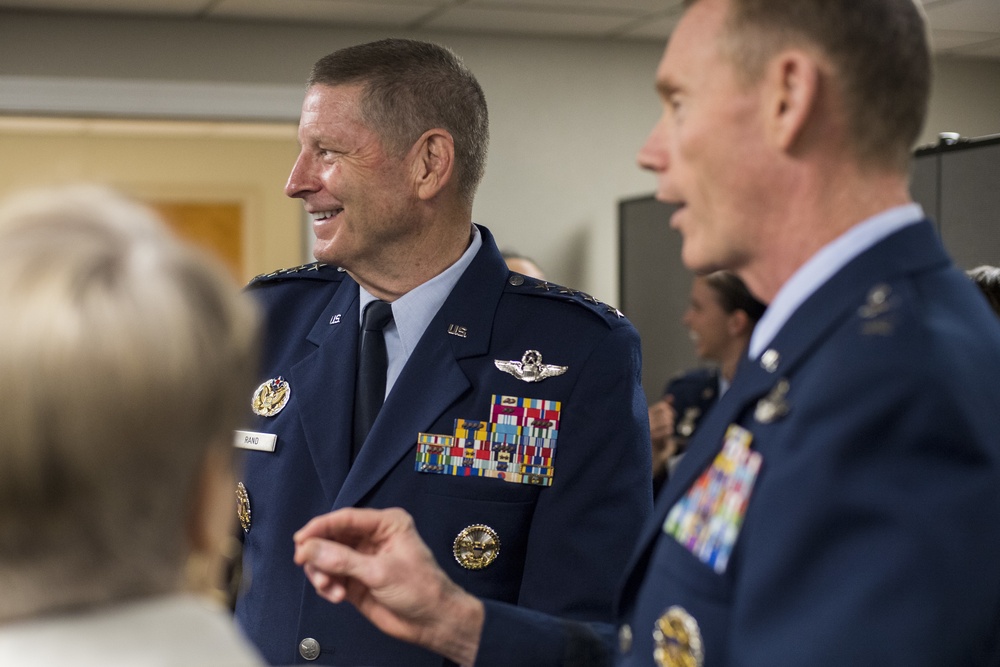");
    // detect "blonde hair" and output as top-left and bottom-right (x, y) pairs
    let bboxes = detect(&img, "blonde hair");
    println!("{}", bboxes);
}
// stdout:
(0, 185), (260, 620)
